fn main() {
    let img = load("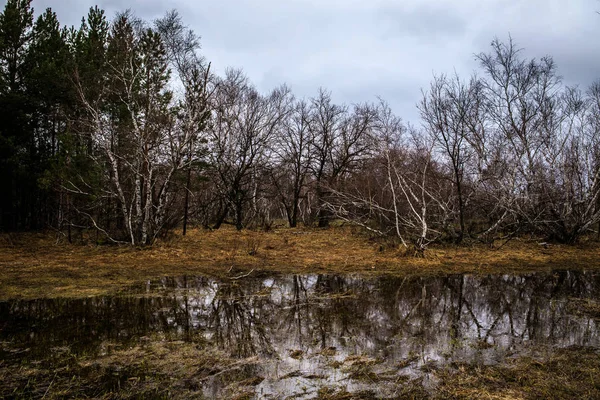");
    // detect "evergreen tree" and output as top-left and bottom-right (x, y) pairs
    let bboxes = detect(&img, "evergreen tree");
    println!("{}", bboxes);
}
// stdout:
(57, 6), (109, 241)
(27, 8), (71, 228)
(0, 0), (34, 230)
